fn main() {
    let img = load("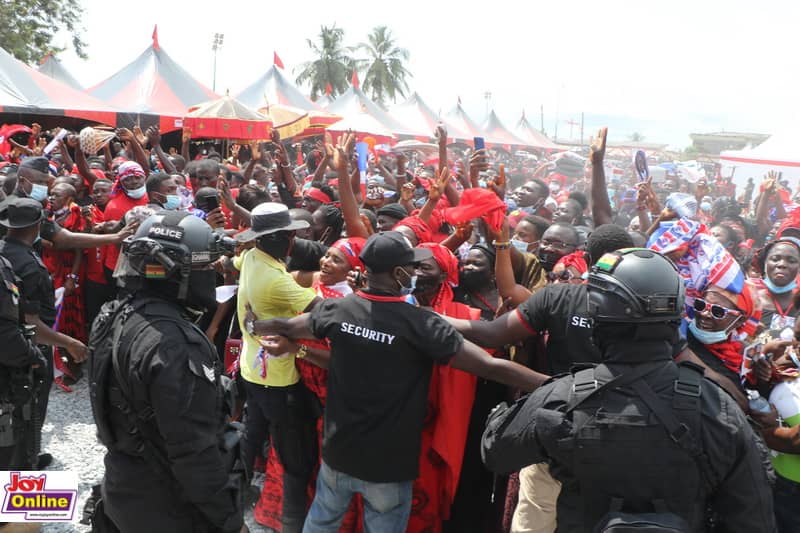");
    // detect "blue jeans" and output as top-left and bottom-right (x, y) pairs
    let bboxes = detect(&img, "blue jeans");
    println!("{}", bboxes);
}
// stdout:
(775, 474), (800, 533)
(303, 461), (413, 533)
